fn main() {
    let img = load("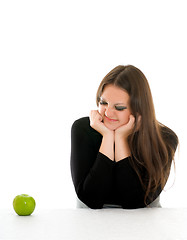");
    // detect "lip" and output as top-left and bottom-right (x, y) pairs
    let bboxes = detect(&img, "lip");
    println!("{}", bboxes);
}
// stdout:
(104, 115), (118, 122)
